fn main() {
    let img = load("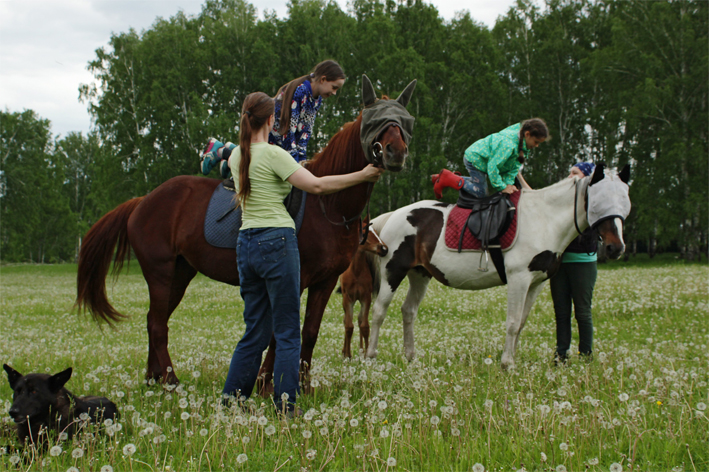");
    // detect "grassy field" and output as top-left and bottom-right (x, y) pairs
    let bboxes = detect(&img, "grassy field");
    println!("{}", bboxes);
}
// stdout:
(0, 257), (707, 471)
